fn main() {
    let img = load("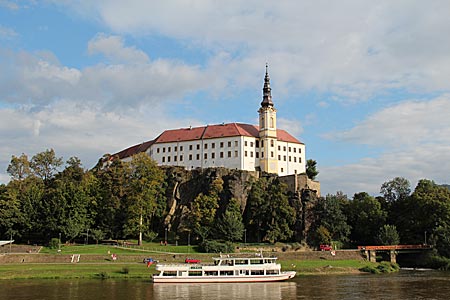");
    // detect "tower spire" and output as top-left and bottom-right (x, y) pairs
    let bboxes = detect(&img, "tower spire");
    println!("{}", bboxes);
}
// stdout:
(261, 63), (274, 107)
